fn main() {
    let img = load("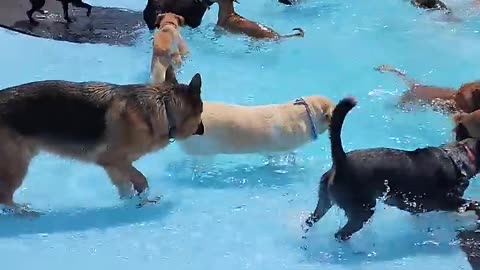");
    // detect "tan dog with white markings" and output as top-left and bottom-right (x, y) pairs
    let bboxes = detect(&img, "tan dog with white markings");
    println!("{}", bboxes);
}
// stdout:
(151, 13), (189, 84)
(178, 96), (334, 155)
